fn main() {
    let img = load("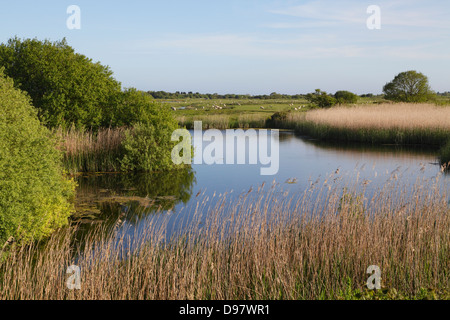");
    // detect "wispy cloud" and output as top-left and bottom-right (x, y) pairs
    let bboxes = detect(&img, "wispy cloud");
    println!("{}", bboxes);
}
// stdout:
(267, 0), (450, 29)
